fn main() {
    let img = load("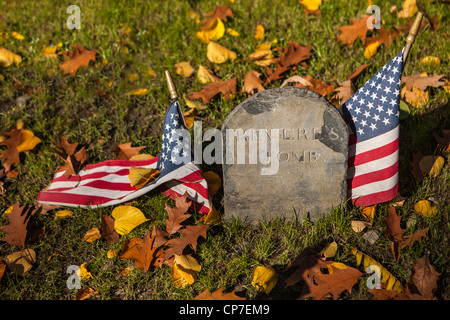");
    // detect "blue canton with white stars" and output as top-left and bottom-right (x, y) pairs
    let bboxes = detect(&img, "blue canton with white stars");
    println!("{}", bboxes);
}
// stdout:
(156, 99), (192, 178)
(340, 50), (403, 142)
